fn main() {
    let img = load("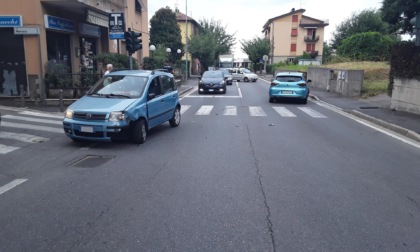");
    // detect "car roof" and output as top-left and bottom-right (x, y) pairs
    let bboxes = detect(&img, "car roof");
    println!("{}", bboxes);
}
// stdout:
(276, 72), (305, 77)
(106, 69), (173, 77)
